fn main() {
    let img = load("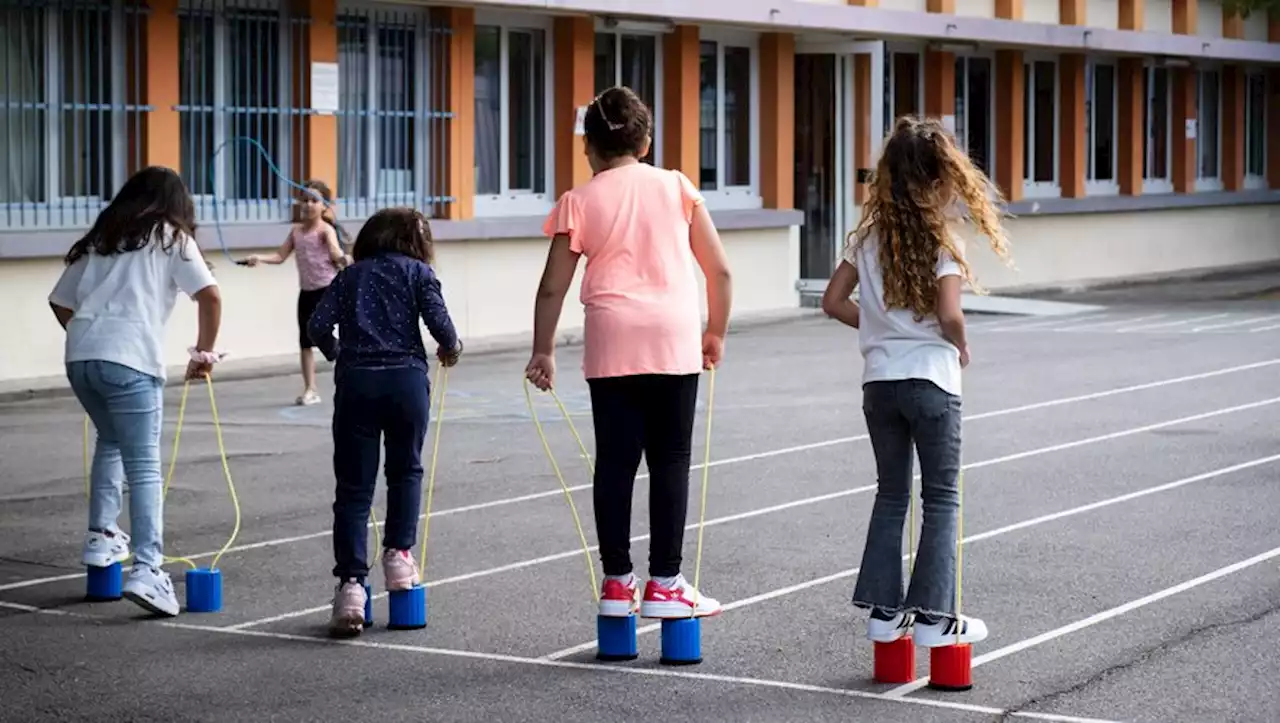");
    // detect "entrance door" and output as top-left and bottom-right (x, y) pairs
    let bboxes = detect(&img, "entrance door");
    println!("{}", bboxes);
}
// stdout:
(793, 42), (883, 299)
